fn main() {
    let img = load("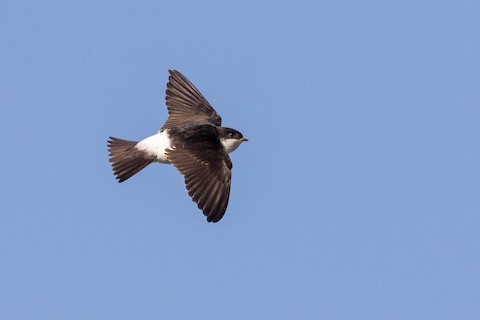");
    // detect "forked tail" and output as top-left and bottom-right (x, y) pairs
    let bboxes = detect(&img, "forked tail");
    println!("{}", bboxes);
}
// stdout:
(107, 137), (154, 182)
